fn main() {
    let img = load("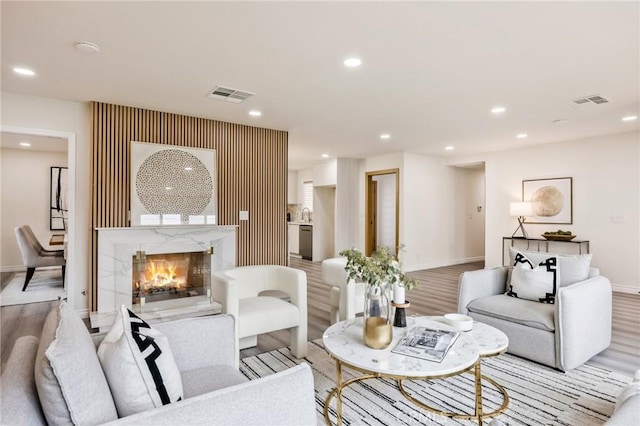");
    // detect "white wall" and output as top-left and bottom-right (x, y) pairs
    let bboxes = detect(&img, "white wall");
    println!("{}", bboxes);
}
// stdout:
(1, 92), (91, 312)
(465, 130), (639, 288)
(1, 147), (68, 267)
(334, 158), (360, 255)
